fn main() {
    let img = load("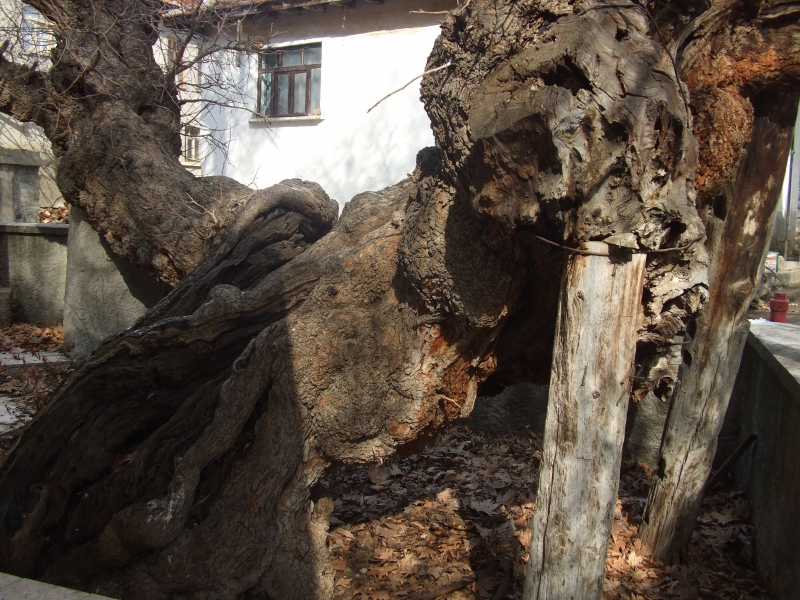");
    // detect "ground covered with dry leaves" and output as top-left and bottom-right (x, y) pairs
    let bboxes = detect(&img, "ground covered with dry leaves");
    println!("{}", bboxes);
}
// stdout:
(0, 324), (68, 456)
(321, 426), (770, 600)
(0, 324), (771, 600)
(38, 206), (70, 224)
